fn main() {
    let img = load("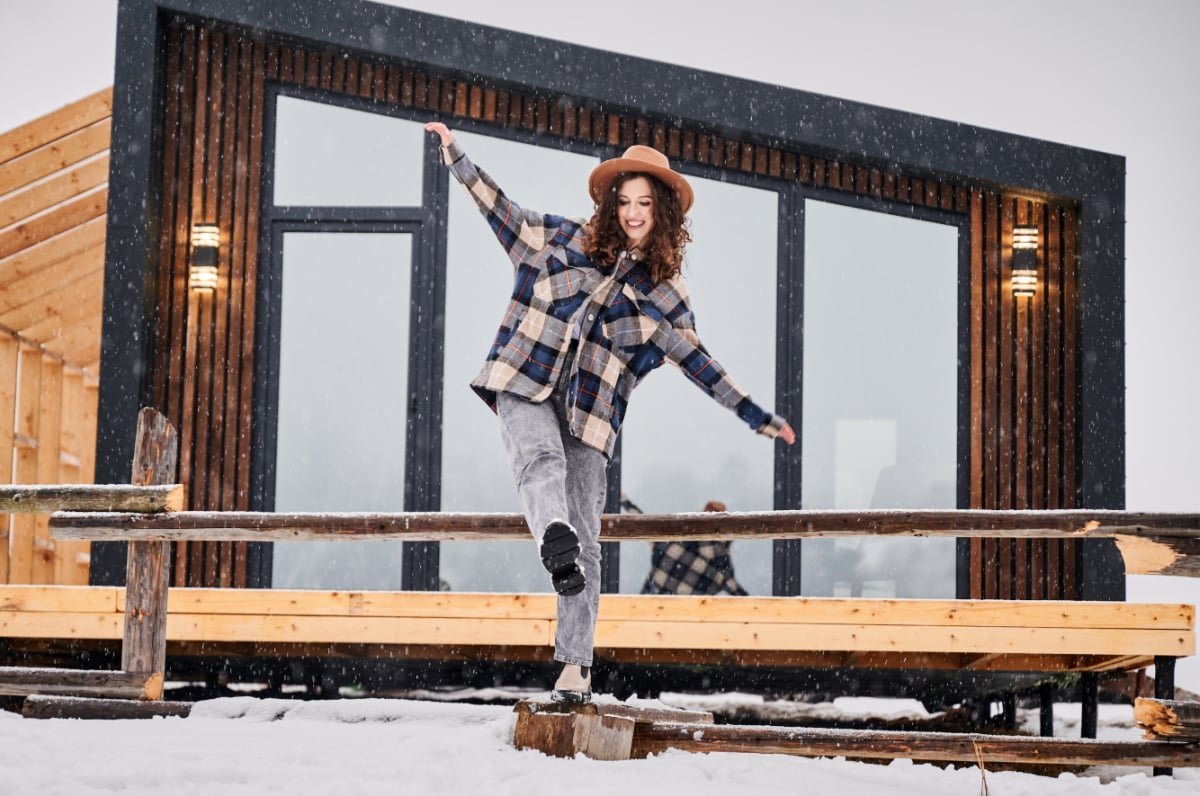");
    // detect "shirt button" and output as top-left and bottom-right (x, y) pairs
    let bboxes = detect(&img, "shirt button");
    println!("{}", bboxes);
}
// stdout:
(587, 313), (595, 321)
